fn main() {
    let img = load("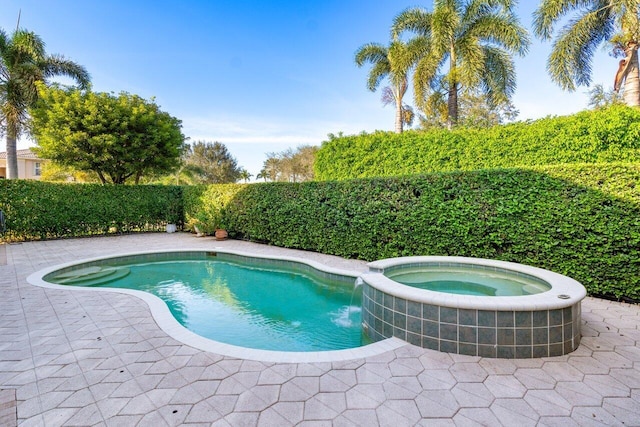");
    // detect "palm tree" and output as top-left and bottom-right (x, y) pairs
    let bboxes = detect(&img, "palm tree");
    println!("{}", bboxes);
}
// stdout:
(238, 168), (252, 183)
(534, 1), (640, 106)
(0, 28), (90, 179)
(355, 37), (427, 133)
(381, 86), (415, 128)
(392, 1), (530, 128)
